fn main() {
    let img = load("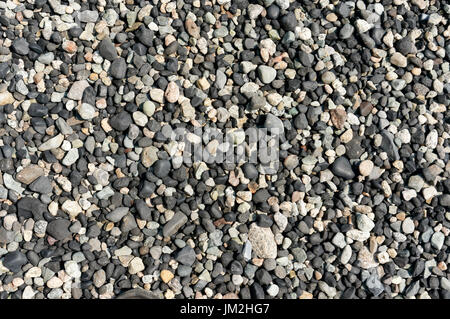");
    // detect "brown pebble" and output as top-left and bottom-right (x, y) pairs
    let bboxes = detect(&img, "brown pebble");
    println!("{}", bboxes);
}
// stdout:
(359, 101), (373, 116)
(329, 108), (347, 130)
